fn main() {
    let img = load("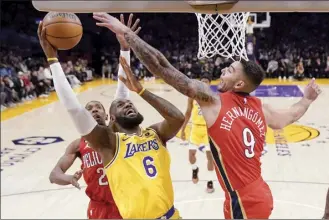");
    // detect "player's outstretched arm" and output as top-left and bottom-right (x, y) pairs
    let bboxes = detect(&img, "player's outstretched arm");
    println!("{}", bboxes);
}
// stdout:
(180, 98), (193, 141)
(119, 57), (185, 143)
(263, 78), (321, 129)
(124, 31), (218, 106)
(49, 139), (82, 189)
(93, 13), (219, 106)
(114, 14), (141, 99)
(37, 22), (115, 153)
(324, 188), (329, 219)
